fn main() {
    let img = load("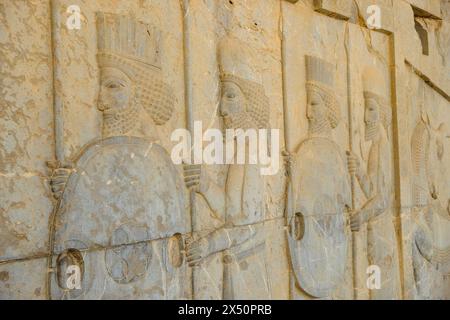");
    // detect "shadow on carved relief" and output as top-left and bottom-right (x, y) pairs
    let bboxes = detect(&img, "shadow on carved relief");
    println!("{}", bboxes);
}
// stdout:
(47, 13), (187, 300)
(183, 35), (272, 300)
(286, 55), (351, 299)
